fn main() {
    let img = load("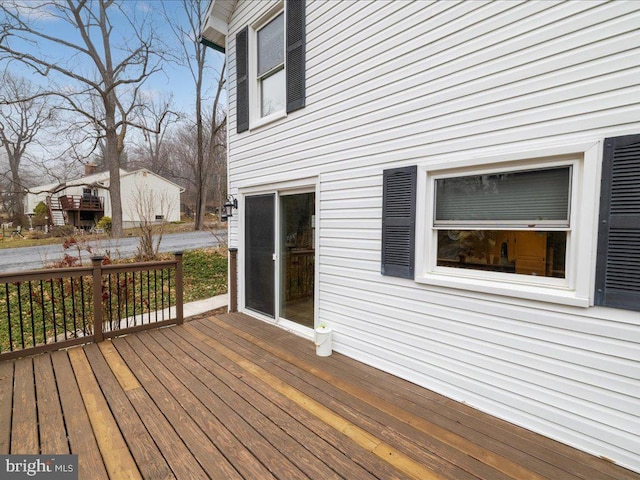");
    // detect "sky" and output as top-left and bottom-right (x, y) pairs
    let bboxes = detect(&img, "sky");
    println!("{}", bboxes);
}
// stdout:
(0, 0), (226, 172)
